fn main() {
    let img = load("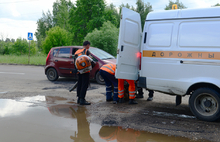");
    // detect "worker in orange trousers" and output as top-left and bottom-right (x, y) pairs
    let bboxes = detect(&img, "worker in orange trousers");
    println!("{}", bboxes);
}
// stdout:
(118, 79), (138, 104)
